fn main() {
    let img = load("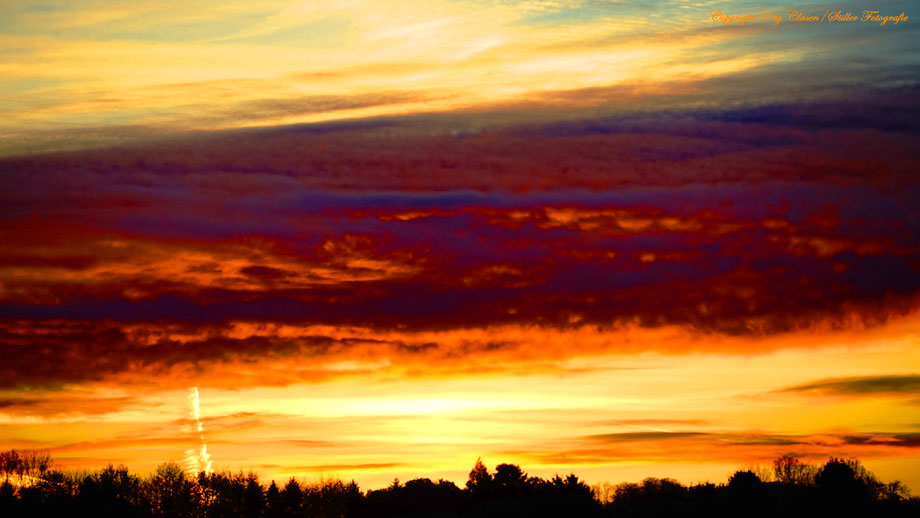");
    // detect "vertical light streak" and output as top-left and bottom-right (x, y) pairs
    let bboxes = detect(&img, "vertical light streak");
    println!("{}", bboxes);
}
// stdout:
(184, 386), (213, 475)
